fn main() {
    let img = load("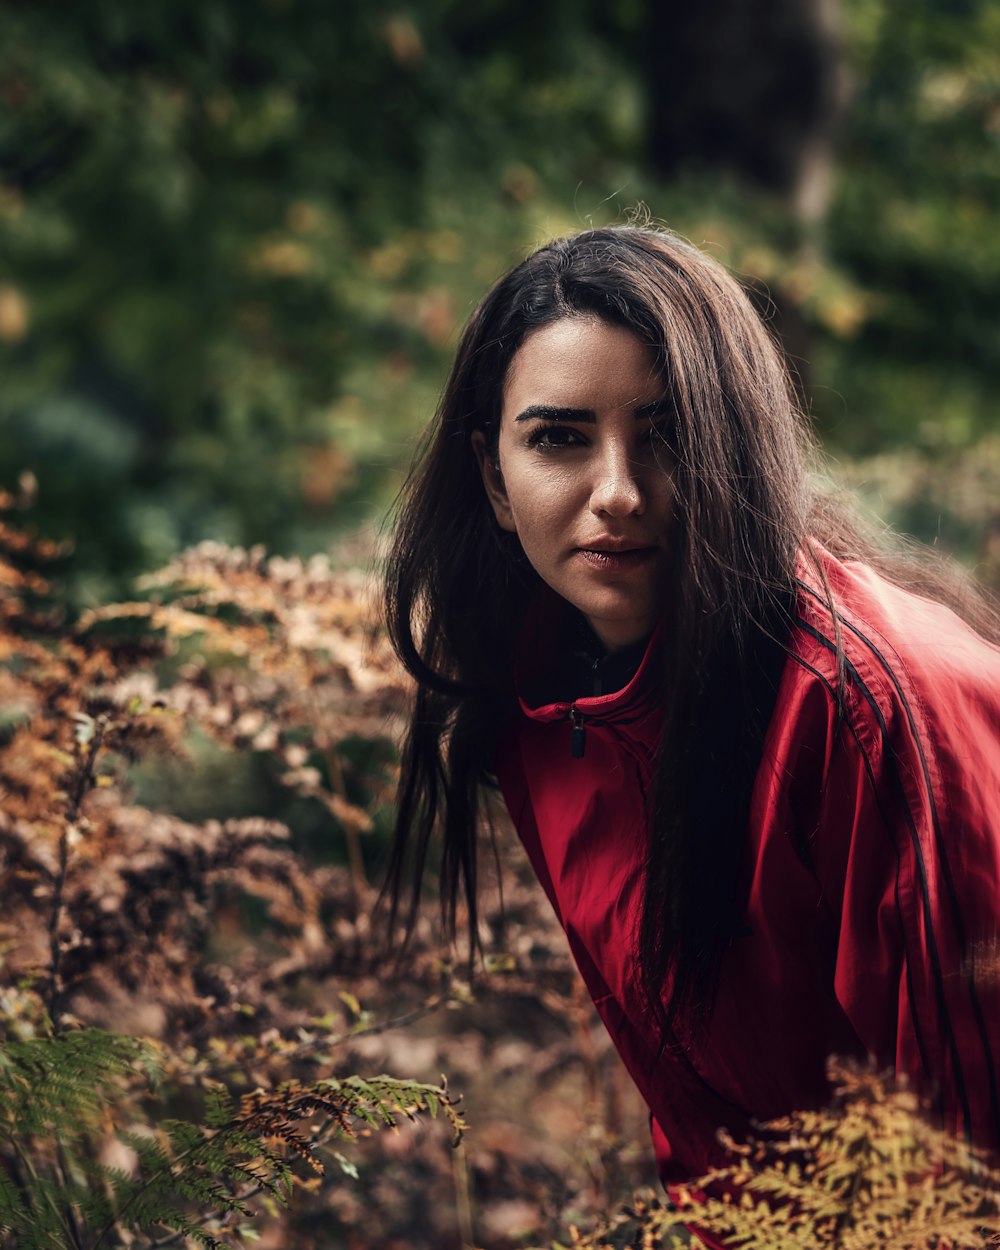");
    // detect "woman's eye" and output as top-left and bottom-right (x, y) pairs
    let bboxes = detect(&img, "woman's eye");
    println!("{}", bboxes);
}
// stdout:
(526, 425), (583, 450)
(643, 421), (675, 452)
